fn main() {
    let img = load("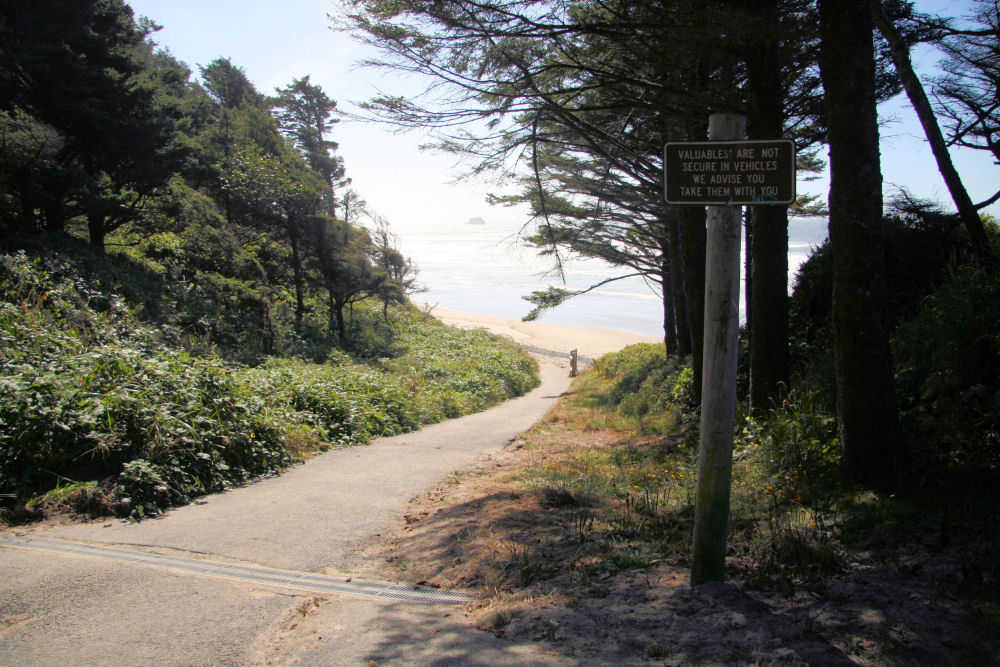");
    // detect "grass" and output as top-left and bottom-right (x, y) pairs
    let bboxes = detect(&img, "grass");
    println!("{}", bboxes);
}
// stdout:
(25, 480), (110, 518)
(501, 347), (702, 580)
(368, 341), (998, 662)
(467, 343), (996, 607)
